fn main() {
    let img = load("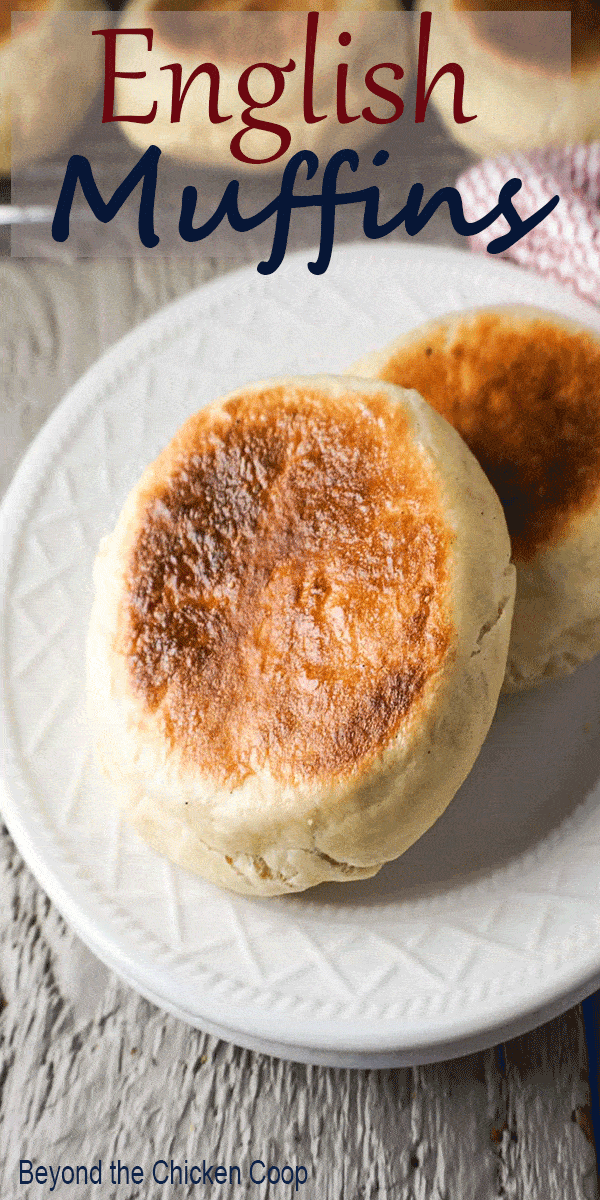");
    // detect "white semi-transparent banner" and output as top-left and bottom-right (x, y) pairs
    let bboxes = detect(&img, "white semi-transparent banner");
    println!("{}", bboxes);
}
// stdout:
(9, 10), (574, 264)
